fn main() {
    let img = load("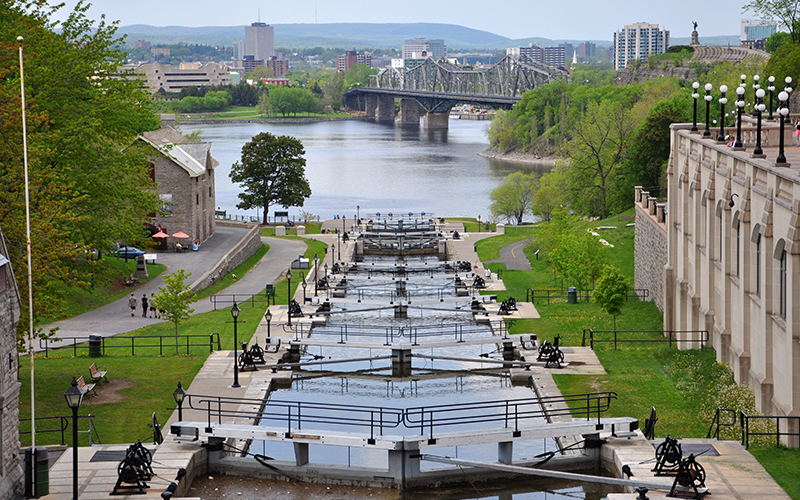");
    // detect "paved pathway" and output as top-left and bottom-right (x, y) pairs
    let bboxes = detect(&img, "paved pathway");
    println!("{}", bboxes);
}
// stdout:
(484, 237), (534, 271)
(38, 227), (305, 350)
